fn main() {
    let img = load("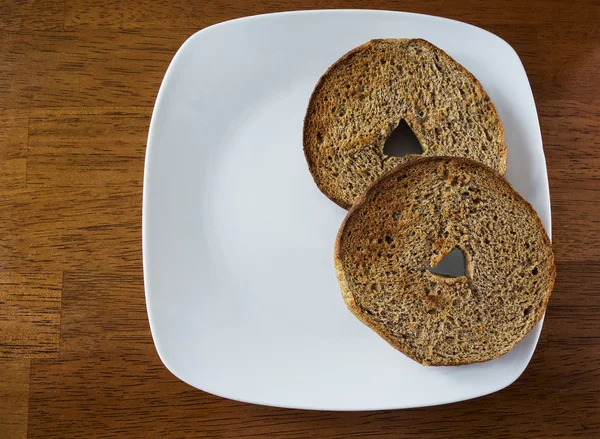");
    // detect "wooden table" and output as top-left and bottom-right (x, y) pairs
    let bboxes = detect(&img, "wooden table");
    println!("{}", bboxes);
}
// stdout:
(1, 1), (598, 437)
